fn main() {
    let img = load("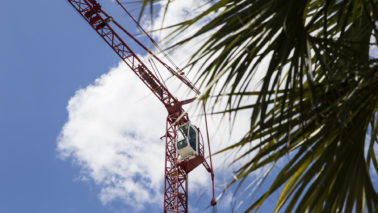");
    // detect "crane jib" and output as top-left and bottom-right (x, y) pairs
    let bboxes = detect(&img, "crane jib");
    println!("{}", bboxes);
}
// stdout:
(67, 0), (180, 110)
